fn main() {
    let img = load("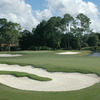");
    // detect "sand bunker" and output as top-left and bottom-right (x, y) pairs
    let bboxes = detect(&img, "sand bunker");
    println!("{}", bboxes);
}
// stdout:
(0, 64), (100, 91)
(56, 51), (80, 55)
(0, 54), (22, 57)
